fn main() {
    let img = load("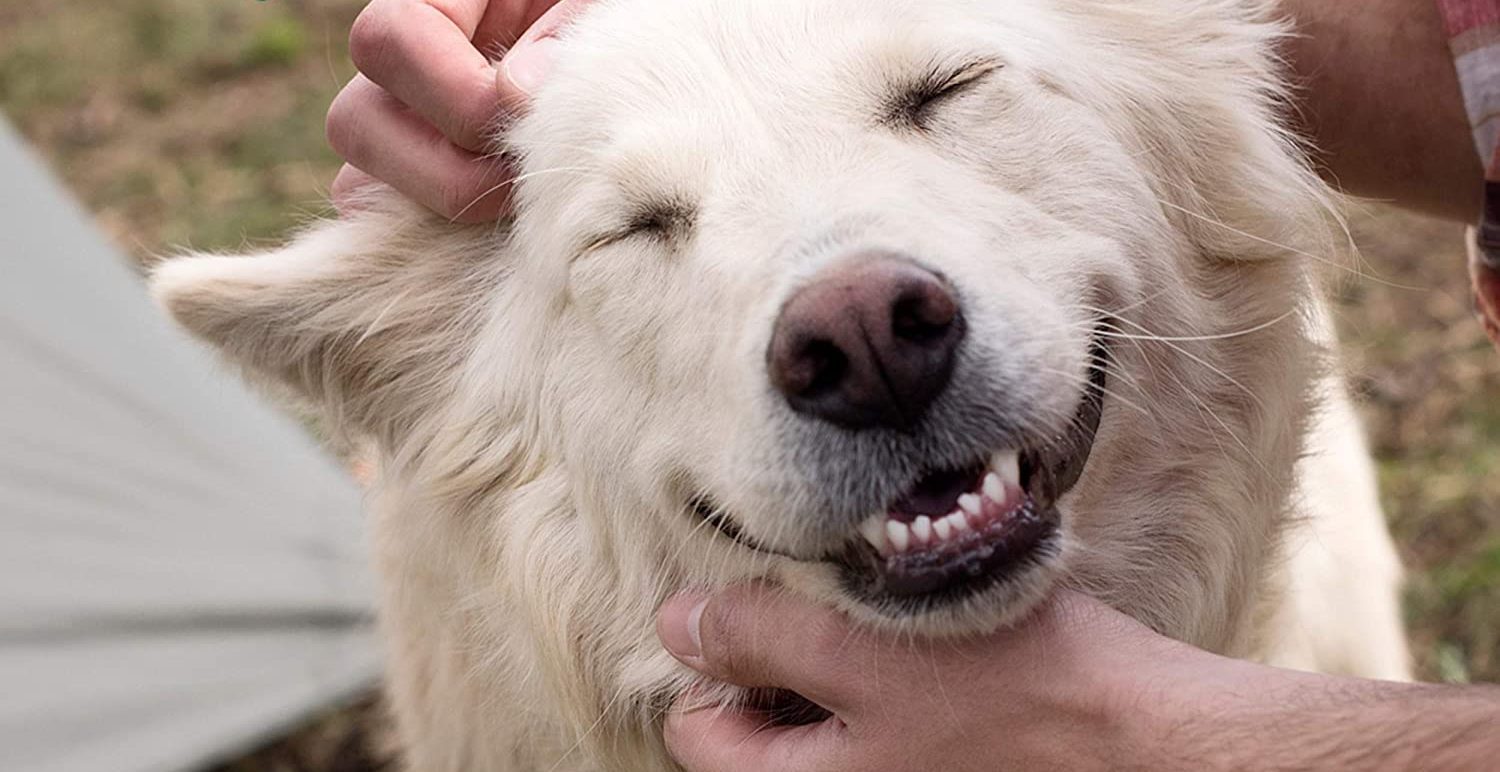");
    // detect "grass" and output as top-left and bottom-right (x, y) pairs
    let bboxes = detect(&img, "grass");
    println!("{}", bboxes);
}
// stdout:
(2, 0), (1496, 767)
(1333, 208), (1500, 684)
(0, 0), (356, 260)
